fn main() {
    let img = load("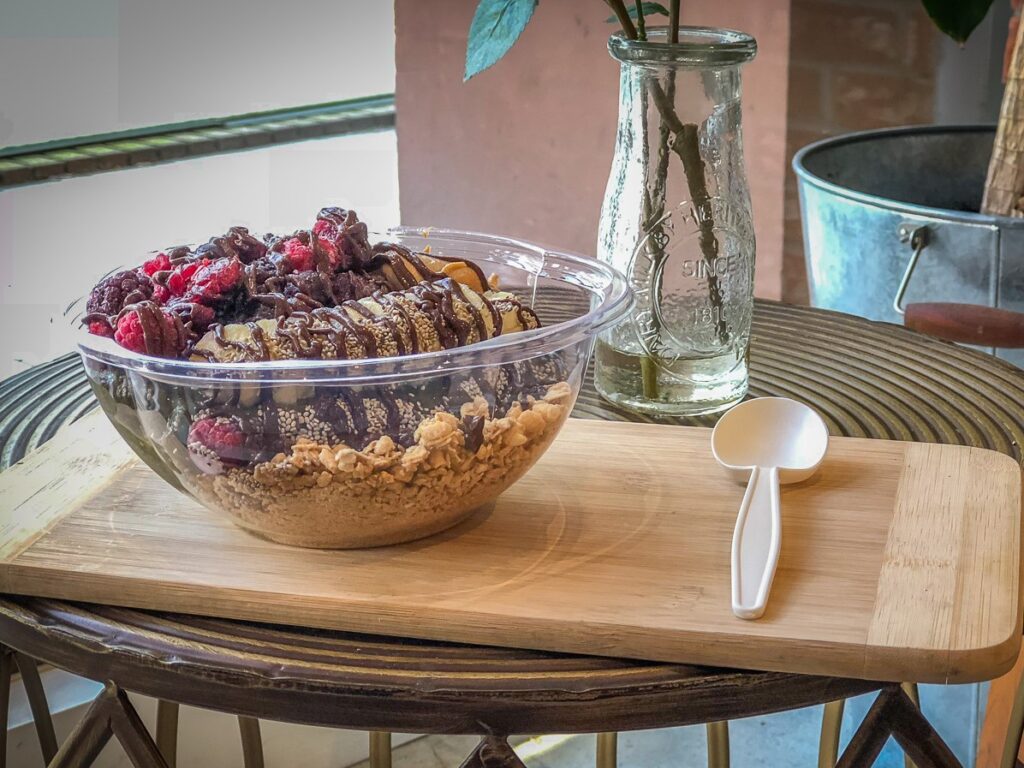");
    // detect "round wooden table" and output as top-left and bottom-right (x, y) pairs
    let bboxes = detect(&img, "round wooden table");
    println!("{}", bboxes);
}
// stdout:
(2, 301), (1023, 768)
